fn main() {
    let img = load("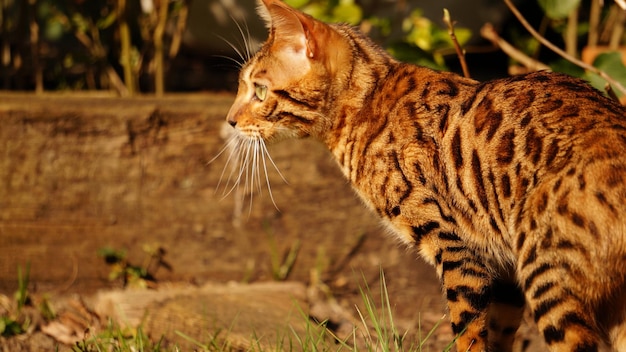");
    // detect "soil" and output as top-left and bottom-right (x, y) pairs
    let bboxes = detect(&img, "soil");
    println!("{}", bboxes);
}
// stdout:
(0, 93), (539, 351)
